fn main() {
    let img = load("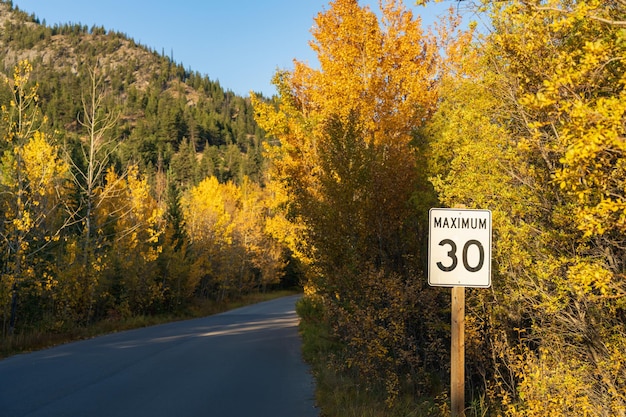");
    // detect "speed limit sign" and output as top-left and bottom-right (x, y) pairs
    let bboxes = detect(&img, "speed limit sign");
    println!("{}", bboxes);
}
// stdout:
(428, 208), (492, 288)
